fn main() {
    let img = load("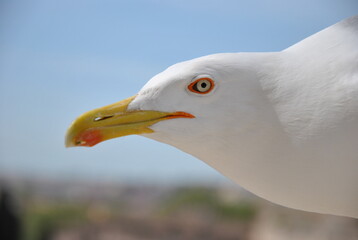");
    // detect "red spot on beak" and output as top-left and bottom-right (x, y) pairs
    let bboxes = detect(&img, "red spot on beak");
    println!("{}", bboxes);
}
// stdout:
(77, 129), (102, 147)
